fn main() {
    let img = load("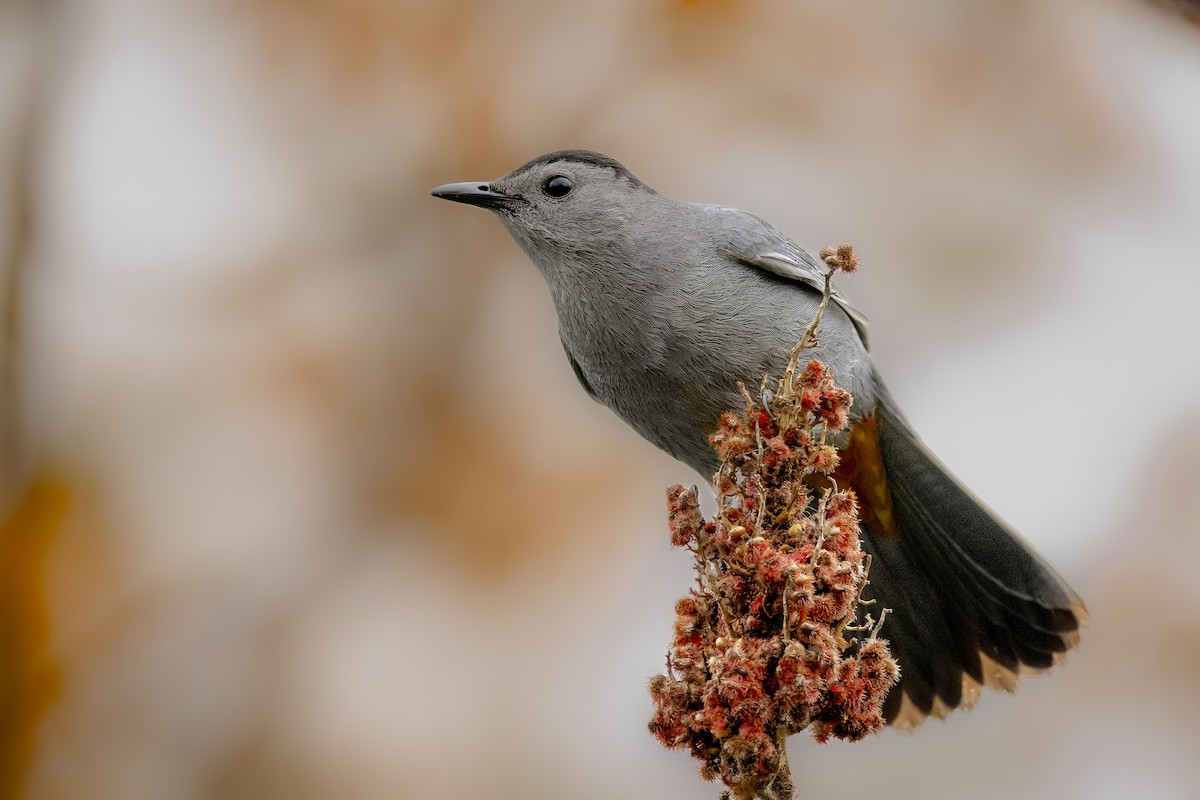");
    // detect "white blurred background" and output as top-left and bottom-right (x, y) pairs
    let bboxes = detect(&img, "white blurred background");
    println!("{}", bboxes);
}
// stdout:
(2, 1), (1199, 799)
